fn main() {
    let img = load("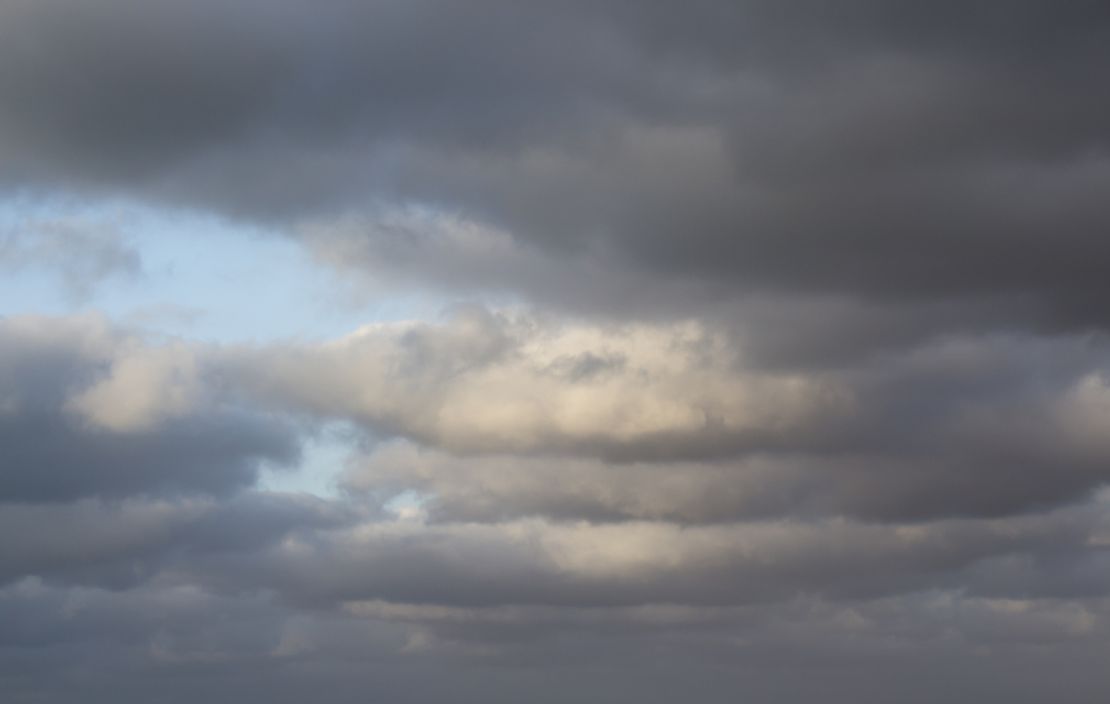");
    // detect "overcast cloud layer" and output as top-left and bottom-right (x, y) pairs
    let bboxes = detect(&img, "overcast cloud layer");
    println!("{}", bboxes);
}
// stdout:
(3, 2), (1110, 702)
